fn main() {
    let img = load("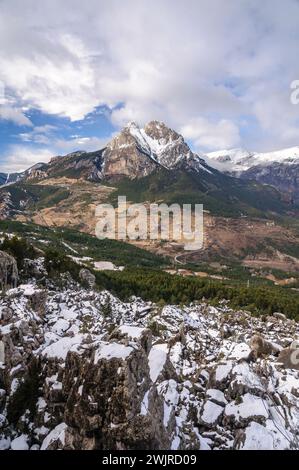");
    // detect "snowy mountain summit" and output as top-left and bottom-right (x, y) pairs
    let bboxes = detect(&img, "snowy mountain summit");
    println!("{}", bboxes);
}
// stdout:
(207, 146), (299, 174)
(102, 120), (210, 179)
(206, 146), (299, 202)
